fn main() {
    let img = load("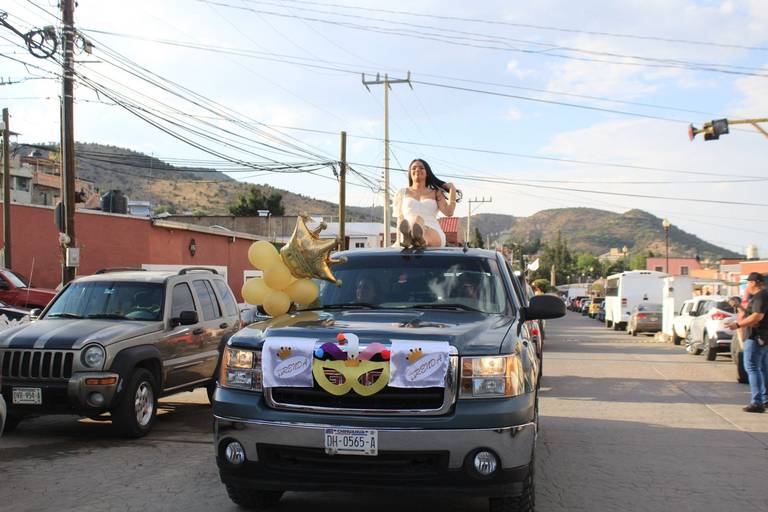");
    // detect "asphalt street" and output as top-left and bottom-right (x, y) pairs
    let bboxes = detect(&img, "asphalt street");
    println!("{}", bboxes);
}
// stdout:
(1, 312), (767, 511)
